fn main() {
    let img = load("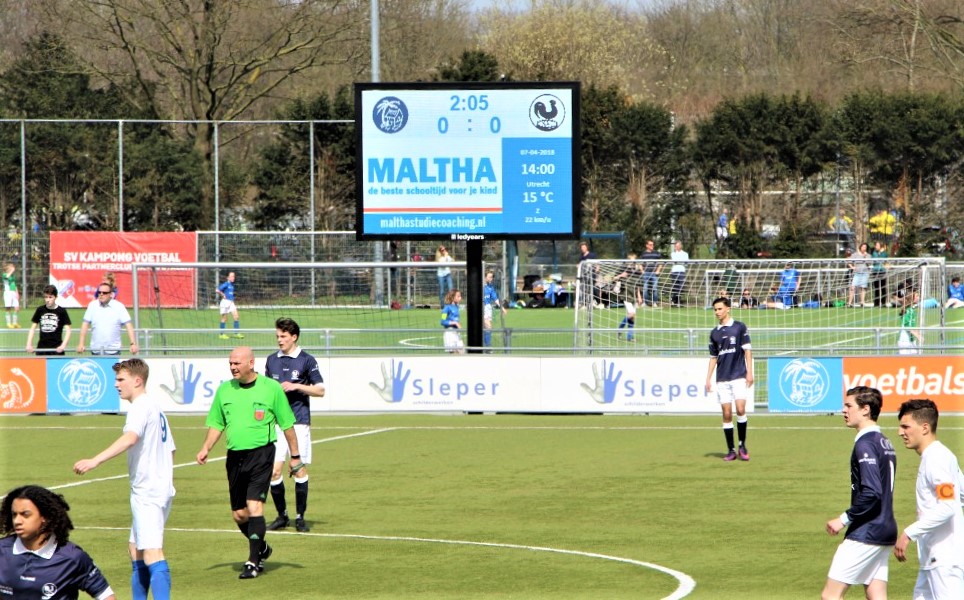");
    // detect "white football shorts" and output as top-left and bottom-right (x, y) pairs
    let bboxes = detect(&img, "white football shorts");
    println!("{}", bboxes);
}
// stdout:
(129, 493), (173, 550)
(715, 378), (747, 405)
(219, 299), (236, 315)
(827, 539), (890, 586)
(274, 423), (312, 465)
